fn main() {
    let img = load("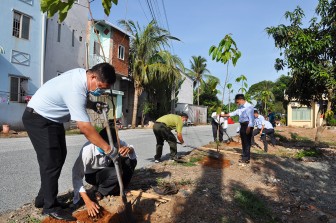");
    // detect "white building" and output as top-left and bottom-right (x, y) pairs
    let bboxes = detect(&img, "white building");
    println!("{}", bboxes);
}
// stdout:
(0, 0), (45, 129)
